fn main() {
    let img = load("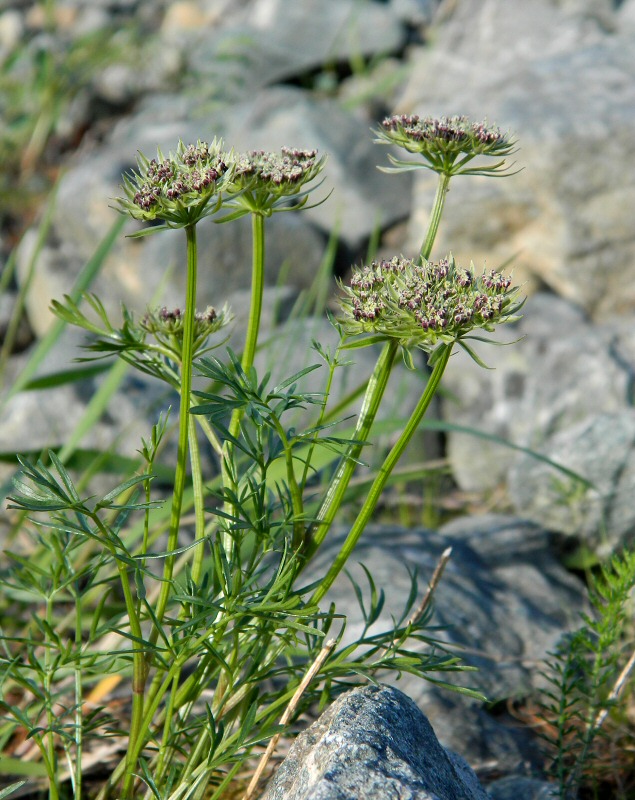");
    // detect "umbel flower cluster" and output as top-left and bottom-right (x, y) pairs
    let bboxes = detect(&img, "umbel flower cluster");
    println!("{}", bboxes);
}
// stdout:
(140, 304), (230, 355)
(117, 139), (232, 224)
(339, 255), (521, 353)
(233, 147), (323, 193)
(375, 114), (516, 177)
(116, 140), (326, 226)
